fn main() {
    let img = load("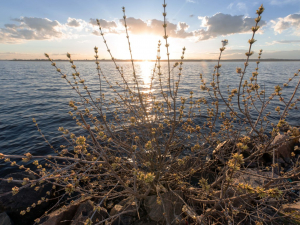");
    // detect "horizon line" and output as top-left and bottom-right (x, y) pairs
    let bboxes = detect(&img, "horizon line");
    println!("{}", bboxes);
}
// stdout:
(1, 58), (300, 62)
